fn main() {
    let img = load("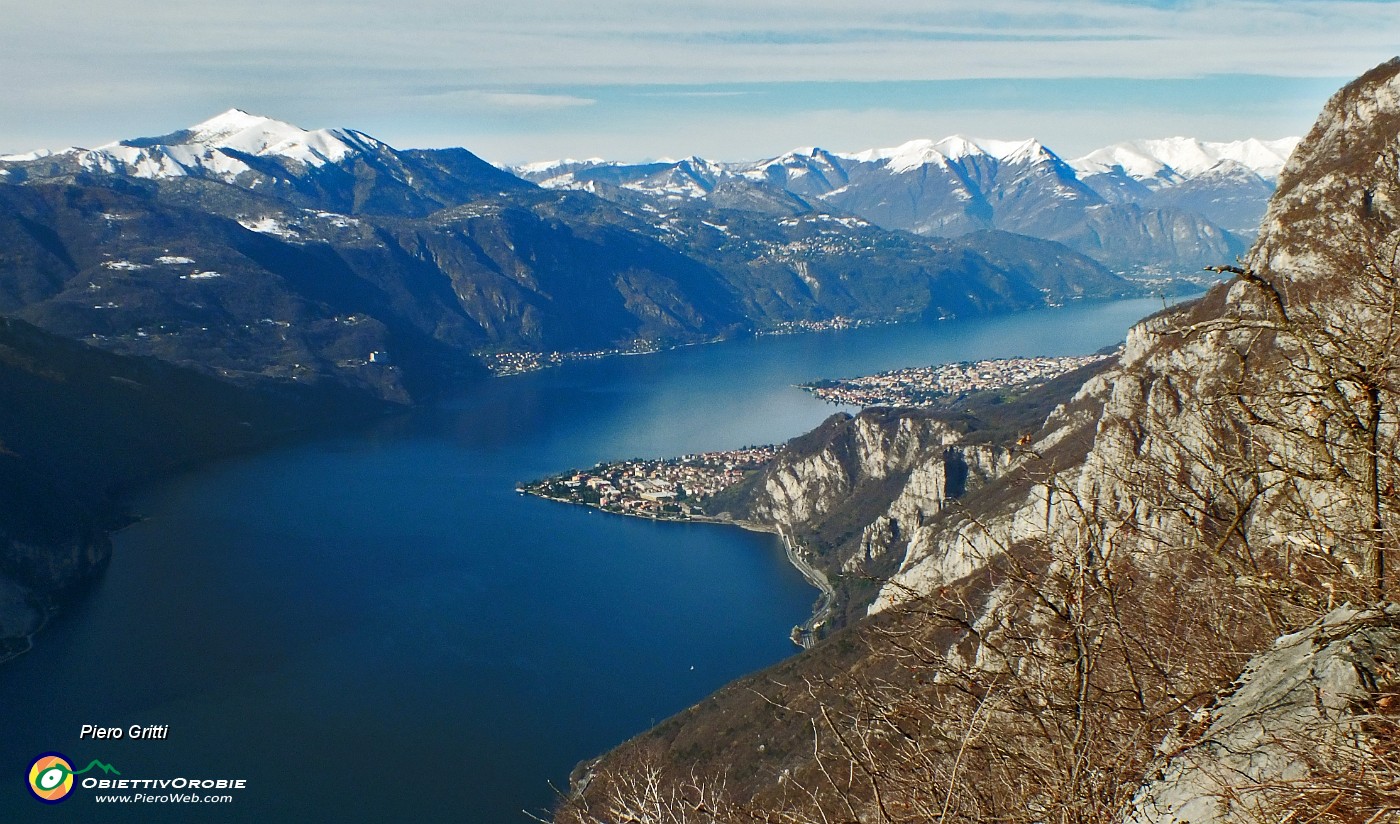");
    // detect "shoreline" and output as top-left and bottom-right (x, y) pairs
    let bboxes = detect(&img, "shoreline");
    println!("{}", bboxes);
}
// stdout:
(521, 488), (834, 648)
(480, 314), (912, 377)
(775, 526), (836, 649)
(478, 291), (1184, 379)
